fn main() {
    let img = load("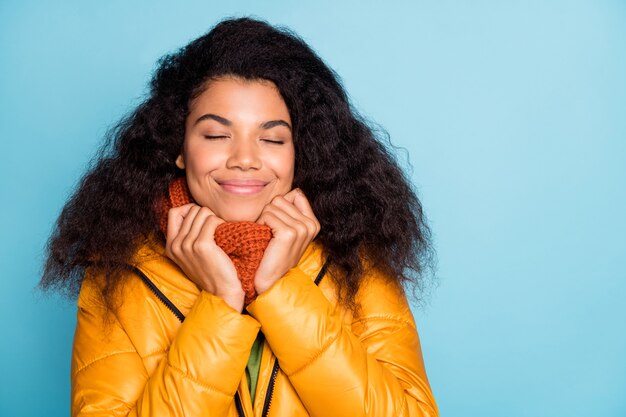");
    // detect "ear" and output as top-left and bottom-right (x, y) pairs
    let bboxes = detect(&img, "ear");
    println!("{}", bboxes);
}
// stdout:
(175, 154), (185, 169)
